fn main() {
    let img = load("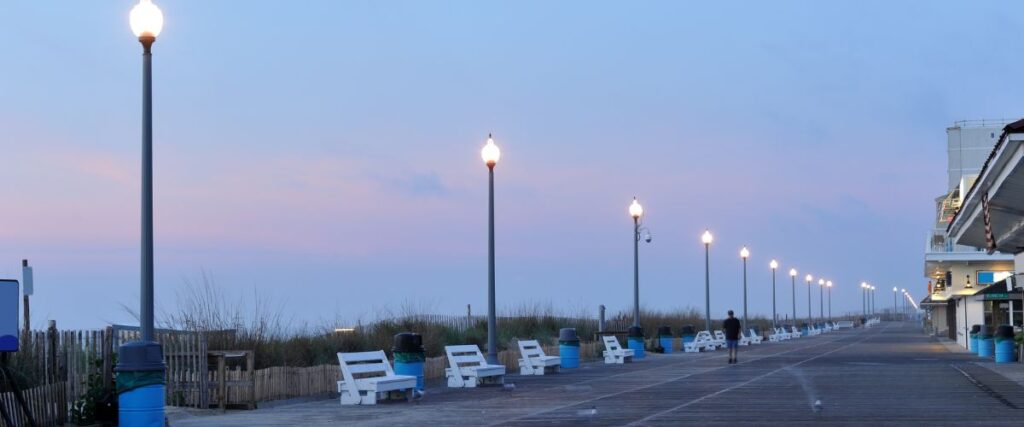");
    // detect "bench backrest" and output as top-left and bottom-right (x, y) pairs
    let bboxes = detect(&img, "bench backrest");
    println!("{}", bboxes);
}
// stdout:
(695, 331), (712, 342)
(337, 350), (394, 388)
(714, 330), (725, 340)
(445, 344), (487, 371)
(602, 335), (623, 352)
(518, 339), (547, 360)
